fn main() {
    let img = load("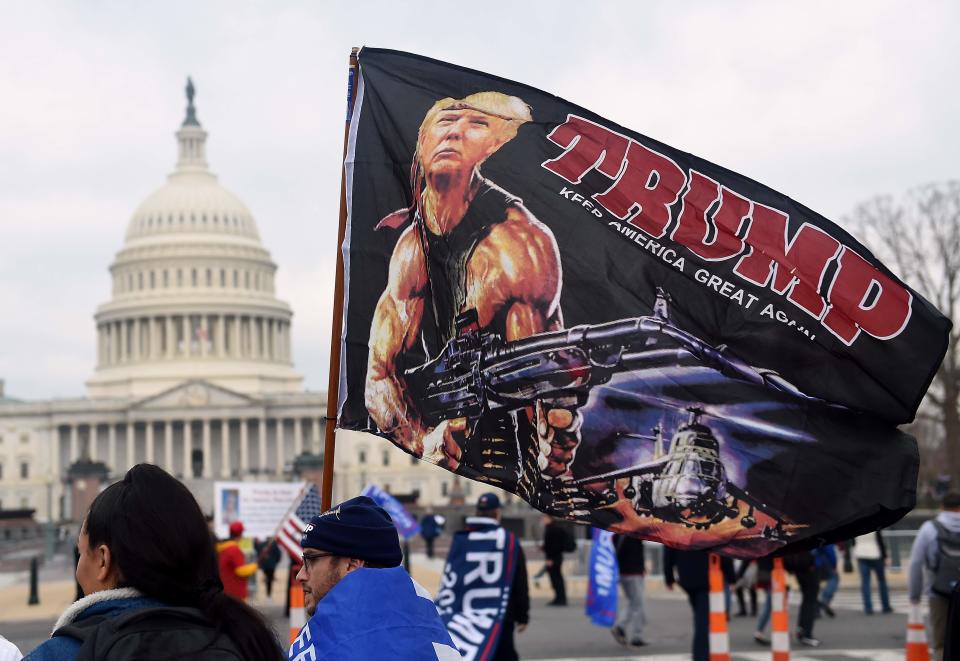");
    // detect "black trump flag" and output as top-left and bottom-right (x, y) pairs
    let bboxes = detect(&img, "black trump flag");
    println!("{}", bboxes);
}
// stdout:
(336, 48), (950, 557)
